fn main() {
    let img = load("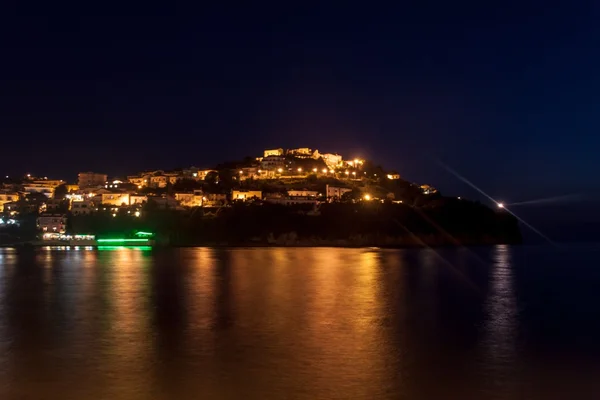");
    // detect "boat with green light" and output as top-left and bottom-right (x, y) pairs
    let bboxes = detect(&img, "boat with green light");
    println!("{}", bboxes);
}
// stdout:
(39, 231), (155, 247)
(95, 231), (155, 246)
